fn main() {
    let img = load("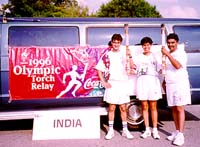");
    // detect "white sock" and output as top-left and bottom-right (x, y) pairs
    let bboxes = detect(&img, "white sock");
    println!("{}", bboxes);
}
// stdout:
(122, 121), (128, 131)
(108, 121), (114, 131)
(178, 132), (183, 135)
(175, 130), (179, 134)
(153, 127), (158, 132)
(146, 127), (150, 132)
